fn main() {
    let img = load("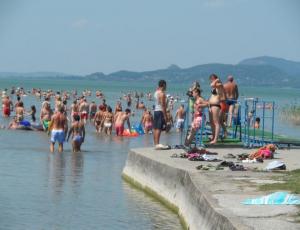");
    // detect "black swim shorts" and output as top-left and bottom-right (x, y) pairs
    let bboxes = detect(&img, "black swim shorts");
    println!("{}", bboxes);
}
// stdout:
(153, 111), (166, 130)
